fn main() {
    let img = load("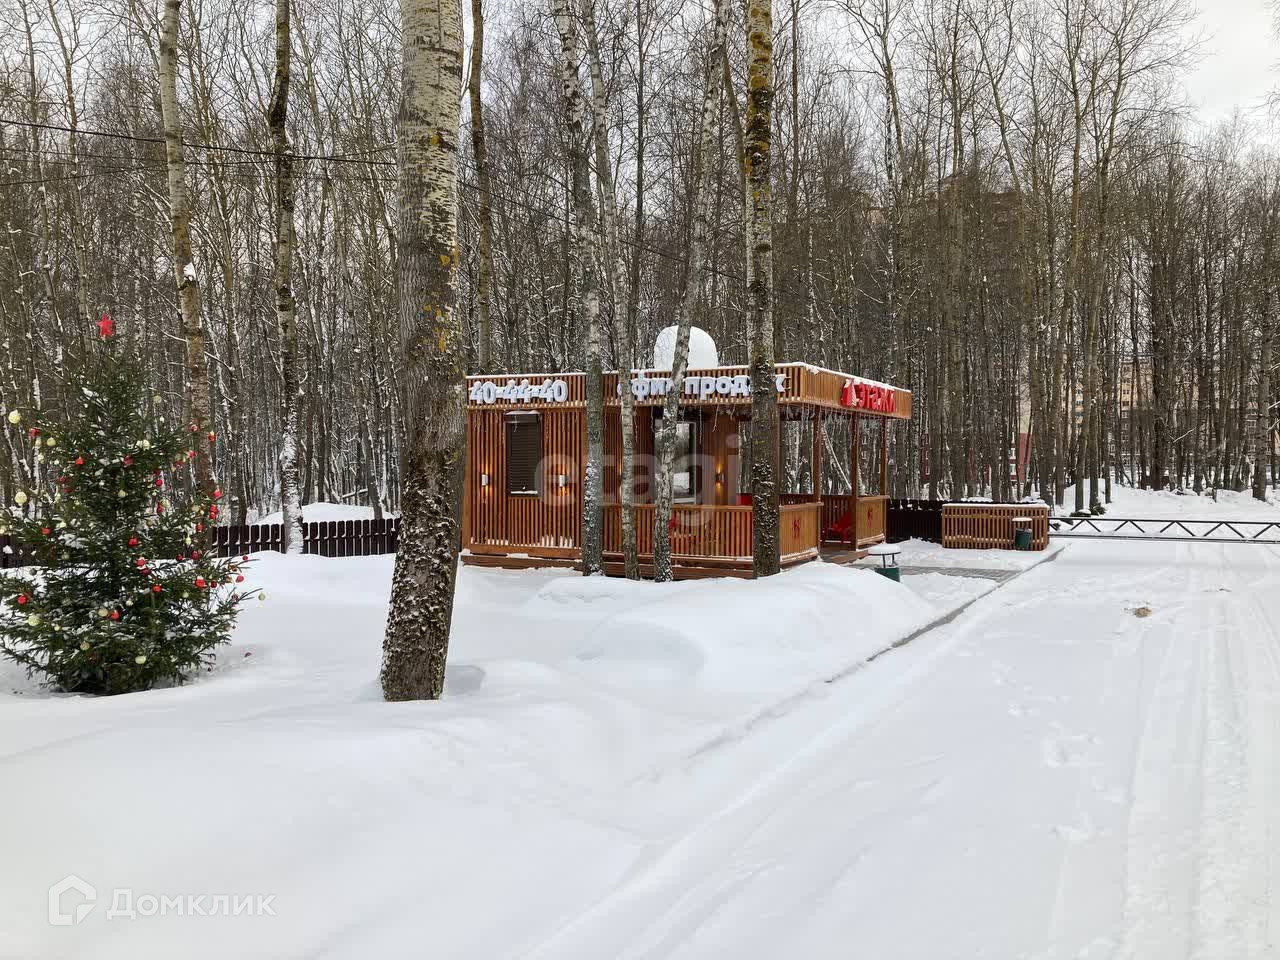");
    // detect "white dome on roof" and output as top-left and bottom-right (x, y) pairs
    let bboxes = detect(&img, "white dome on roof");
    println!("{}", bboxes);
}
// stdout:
(652, 325), (718, 369)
